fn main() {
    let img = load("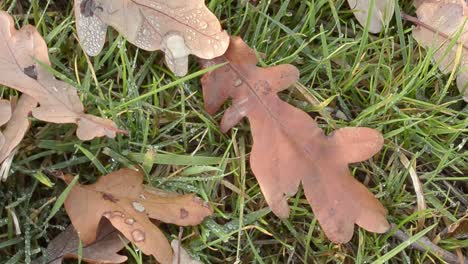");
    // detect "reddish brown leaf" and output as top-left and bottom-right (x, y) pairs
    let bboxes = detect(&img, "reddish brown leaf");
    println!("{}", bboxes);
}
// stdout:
(74, 0), (229, 76)
(0, 11), (124, 141)
(41, 220), (128, 264)
(200, 37), (389, 243)
(63, 168), (212, 264)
